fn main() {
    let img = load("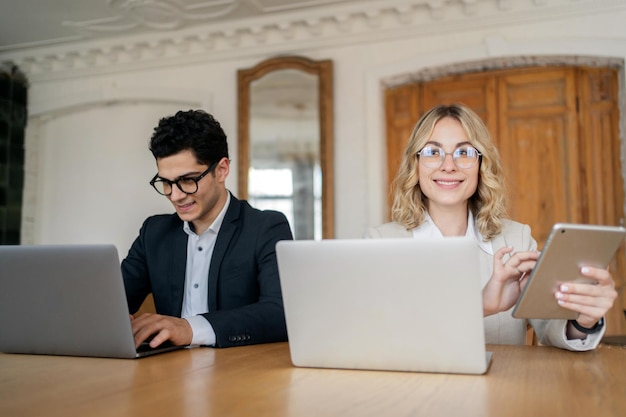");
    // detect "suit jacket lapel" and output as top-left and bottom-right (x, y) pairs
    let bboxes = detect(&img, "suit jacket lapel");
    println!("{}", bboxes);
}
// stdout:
(207, 193), (241, 311)
(168, 224), (188, 317)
